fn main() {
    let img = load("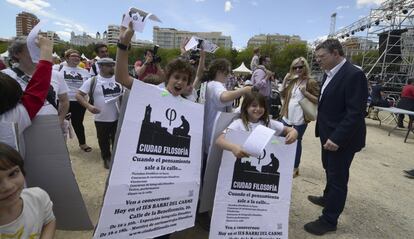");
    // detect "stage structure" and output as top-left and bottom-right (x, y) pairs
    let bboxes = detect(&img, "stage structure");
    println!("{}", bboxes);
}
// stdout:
(309, 0), (414, 97)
